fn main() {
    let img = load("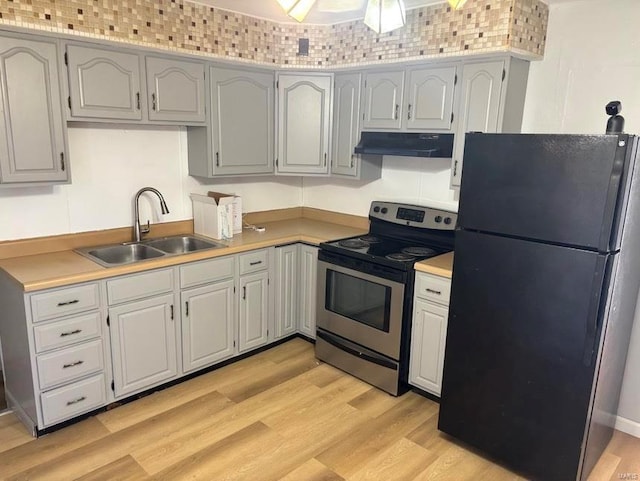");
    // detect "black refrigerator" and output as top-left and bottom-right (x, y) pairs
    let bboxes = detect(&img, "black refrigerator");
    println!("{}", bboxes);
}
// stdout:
(438, 133), (640, 481)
